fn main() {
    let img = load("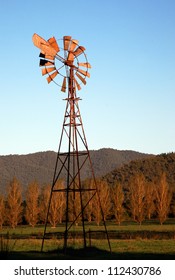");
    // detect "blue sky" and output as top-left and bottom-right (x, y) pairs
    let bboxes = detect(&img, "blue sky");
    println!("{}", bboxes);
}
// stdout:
(0, 0), (175, 155)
